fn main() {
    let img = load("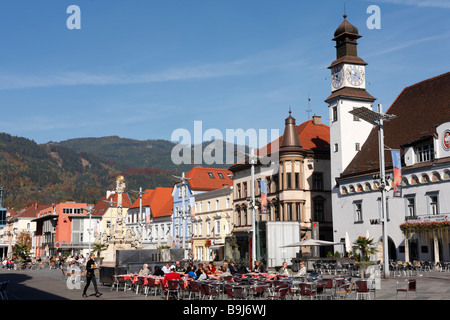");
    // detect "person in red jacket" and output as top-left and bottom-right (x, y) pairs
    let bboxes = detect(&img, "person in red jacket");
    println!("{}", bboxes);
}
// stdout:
(163, 266), (182, 287)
